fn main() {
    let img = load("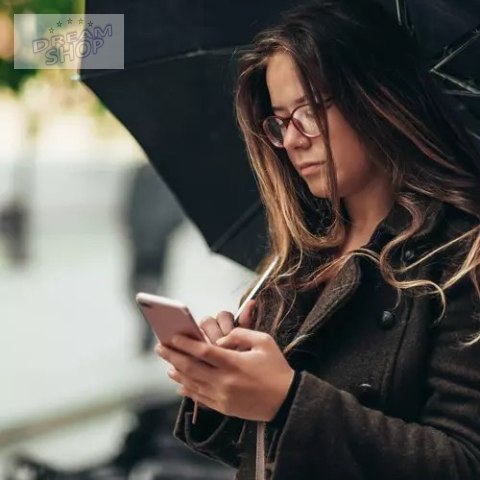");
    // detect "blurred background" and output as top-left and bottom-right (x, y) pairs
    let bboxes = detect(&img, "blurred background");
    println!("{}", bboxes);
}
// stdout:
(0, 0), (254, 478)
